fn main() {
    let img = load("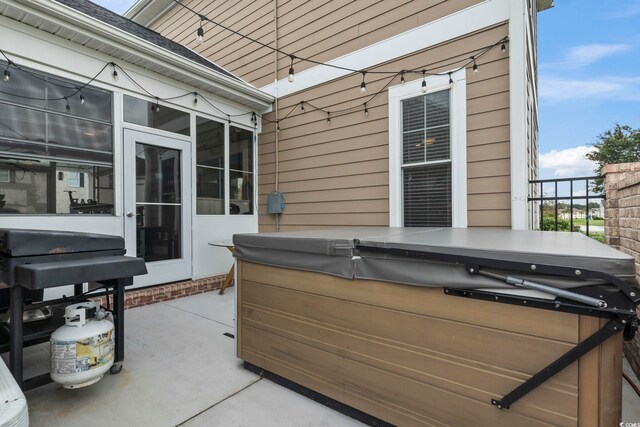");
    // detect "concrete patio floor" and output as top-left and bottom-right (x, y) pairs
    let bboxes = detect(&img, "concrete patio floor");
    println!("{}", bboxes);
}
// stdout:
(6, 288), (640, 426)
(14, 288), (363, 427)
